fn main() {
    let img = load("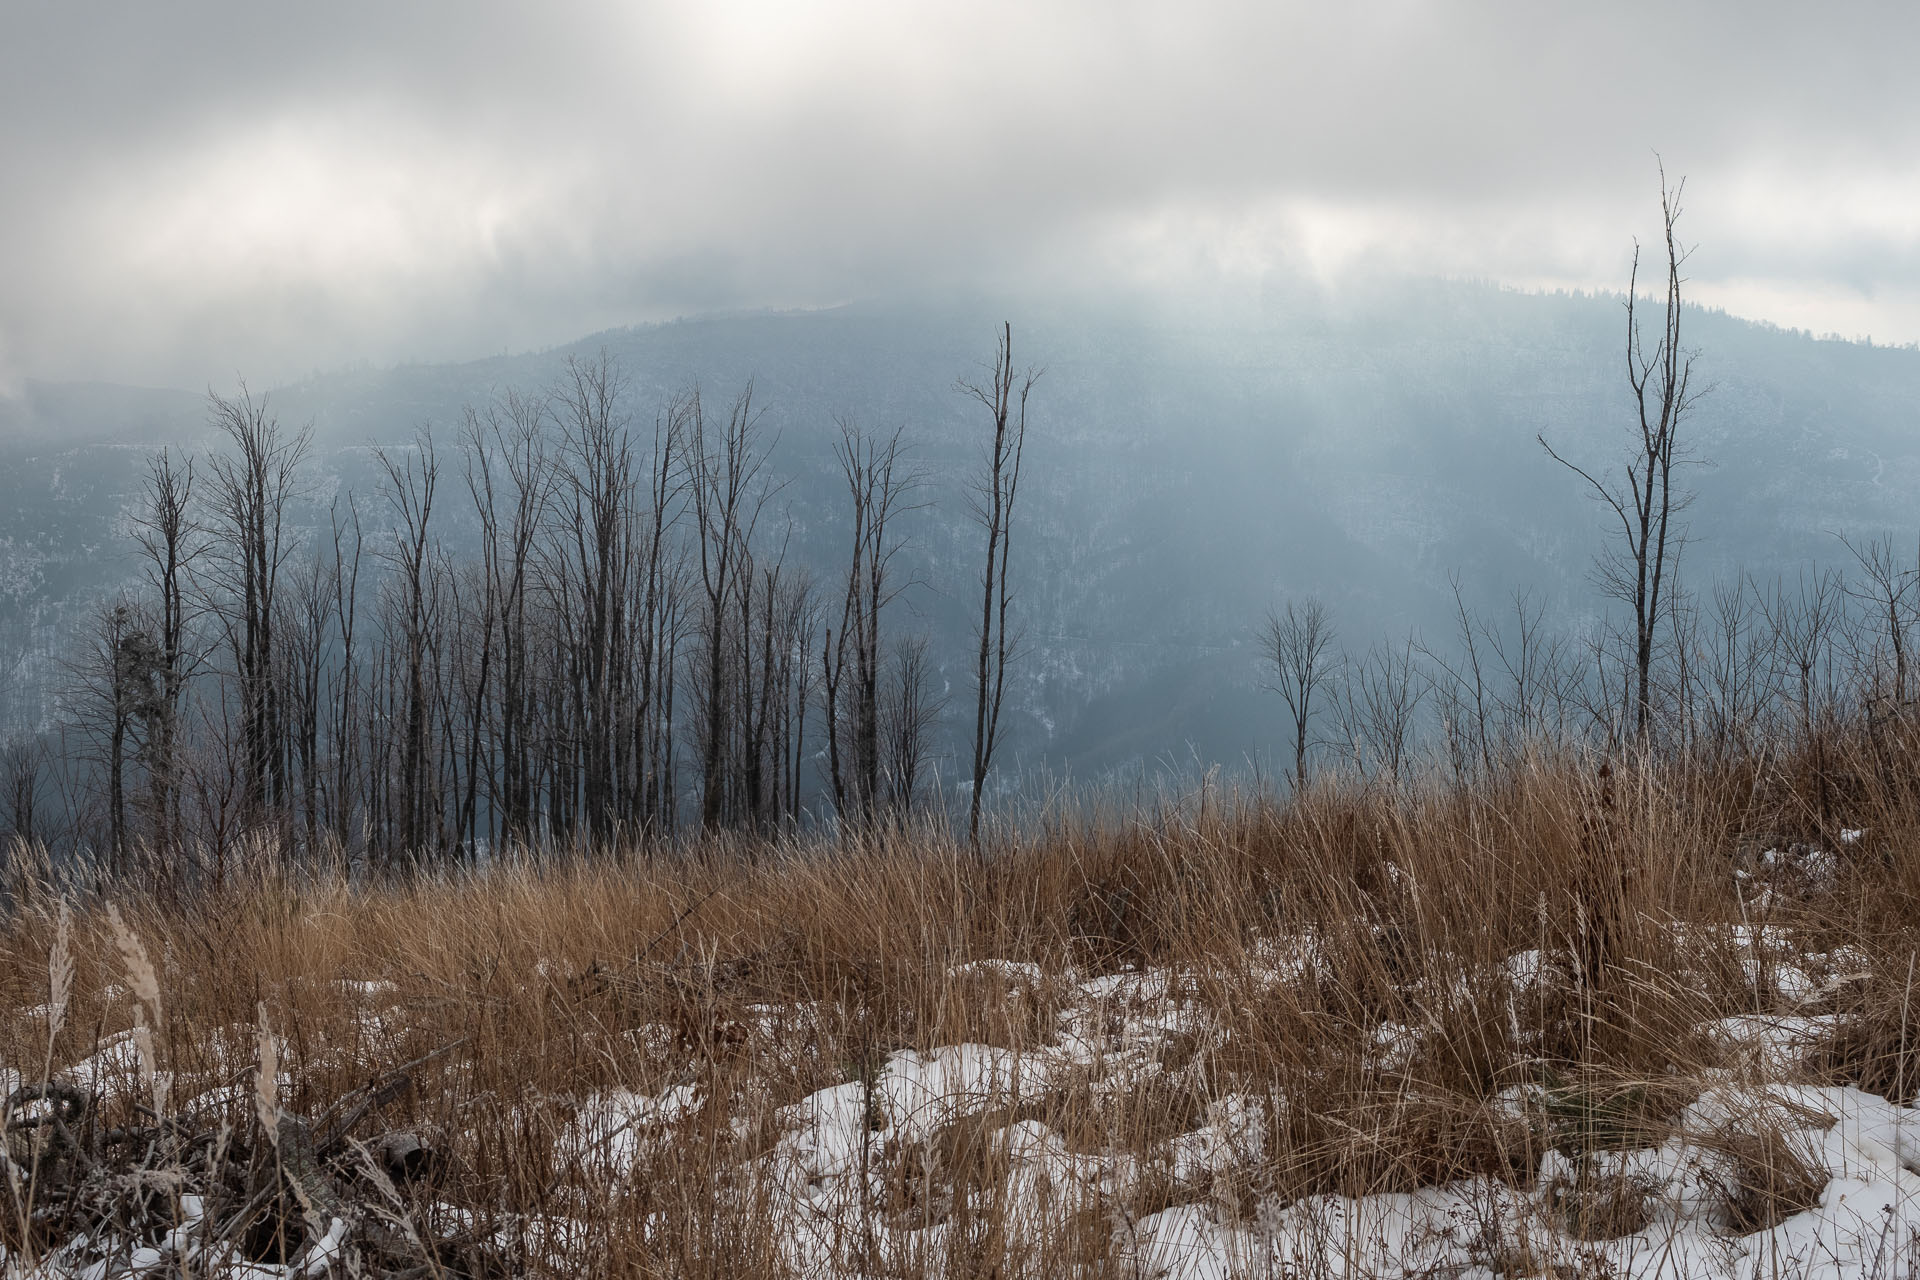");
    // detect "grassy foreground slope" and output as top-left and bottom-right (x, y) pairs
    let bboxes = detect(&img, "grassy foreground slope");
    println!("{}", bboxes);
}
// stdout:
(4, 734), (1920, 1275)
